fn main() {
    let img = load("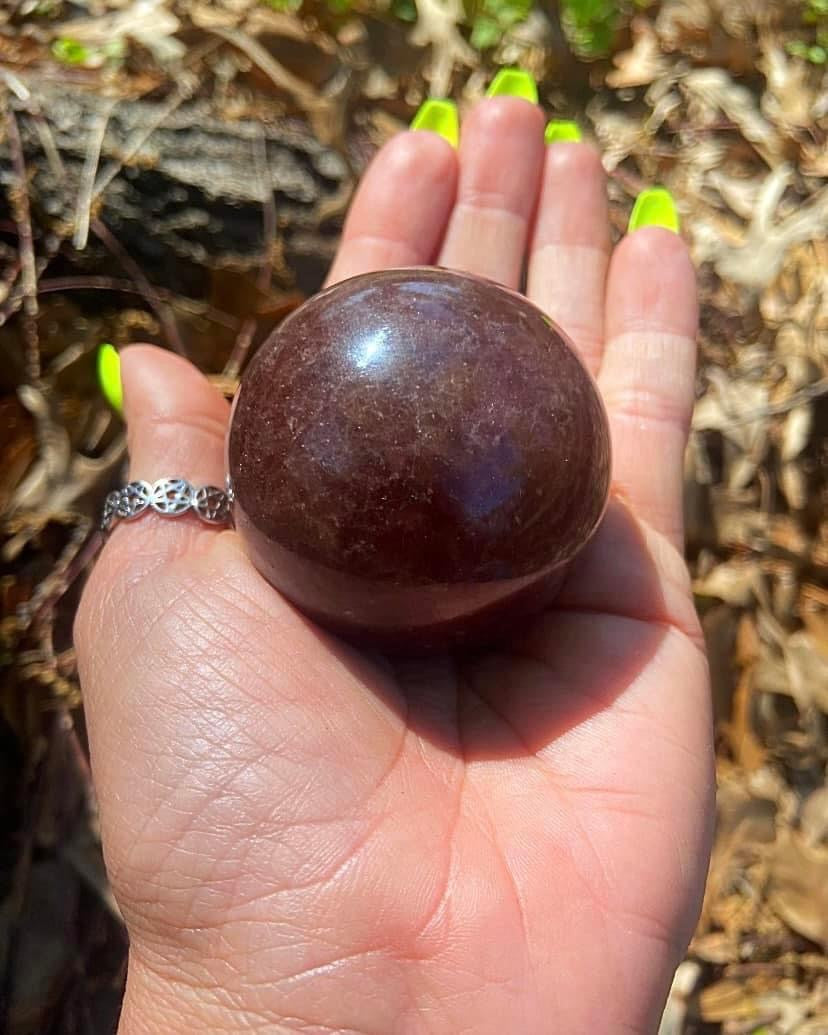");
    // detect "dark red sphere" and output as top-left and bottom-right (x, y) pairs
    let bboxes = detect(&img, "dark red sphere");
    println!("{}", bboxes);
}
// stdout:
(228, 267), (610, 651)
